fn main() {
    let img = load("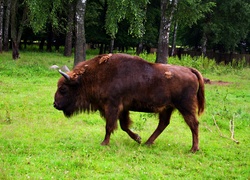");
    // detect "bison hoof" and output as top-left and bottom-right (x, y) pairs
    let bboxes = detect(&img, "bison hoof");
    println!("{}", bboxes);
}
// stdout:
(144, 141), (154, 146)
(101, 141), (109, 146)
(190, 147), (199, 153)
(135, 134), (142, 144)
